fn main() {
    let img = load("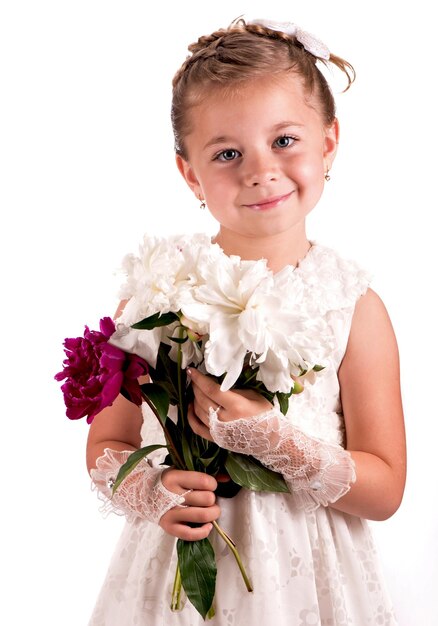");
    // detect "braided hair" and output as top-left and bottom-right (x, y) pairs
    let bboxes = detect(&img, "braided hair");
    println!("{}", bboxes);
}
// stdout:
(172, 19), (355, 159)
